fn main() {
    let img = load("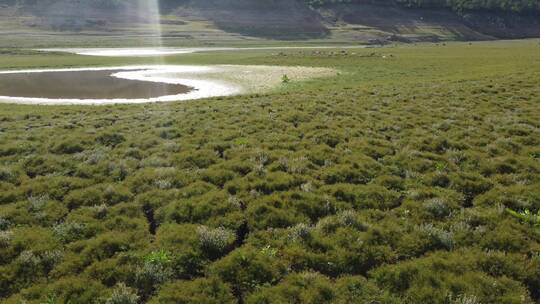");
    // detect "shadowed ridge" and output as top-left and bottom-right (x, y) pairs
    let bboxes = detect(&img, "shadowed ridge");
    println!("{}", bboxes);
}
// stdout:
(180, 0), (330, 40)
